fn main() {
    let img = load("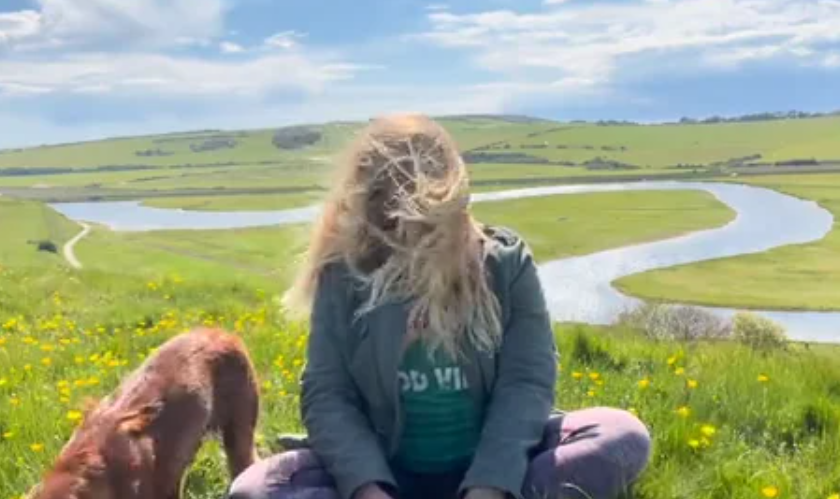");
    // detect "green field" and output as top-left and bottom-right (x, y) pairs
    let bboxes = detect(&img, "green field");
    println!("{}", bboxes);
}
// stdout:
(497, 116), (840, 168)
(3, 113), (840, 498)
(472, 190), (734, 261)
(616, 174), (840, 311)
(4, 115), (840, 208)
(5, 189), (826, 499)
